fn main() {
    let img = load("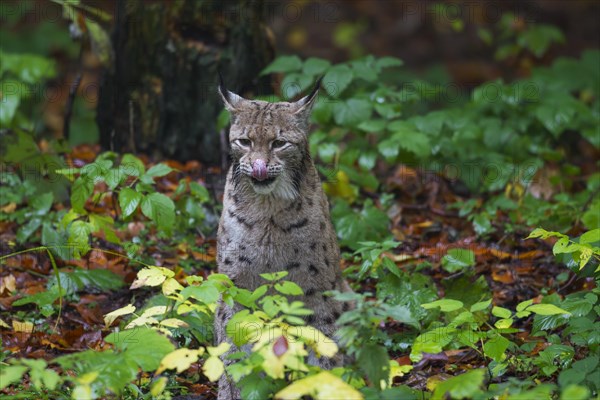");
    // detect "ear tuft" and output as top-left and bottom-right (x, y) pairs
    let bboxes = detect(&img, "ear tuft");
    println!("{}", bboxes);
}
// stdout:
(294, 76), (322, 113)
(217, 72), (244, 111)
